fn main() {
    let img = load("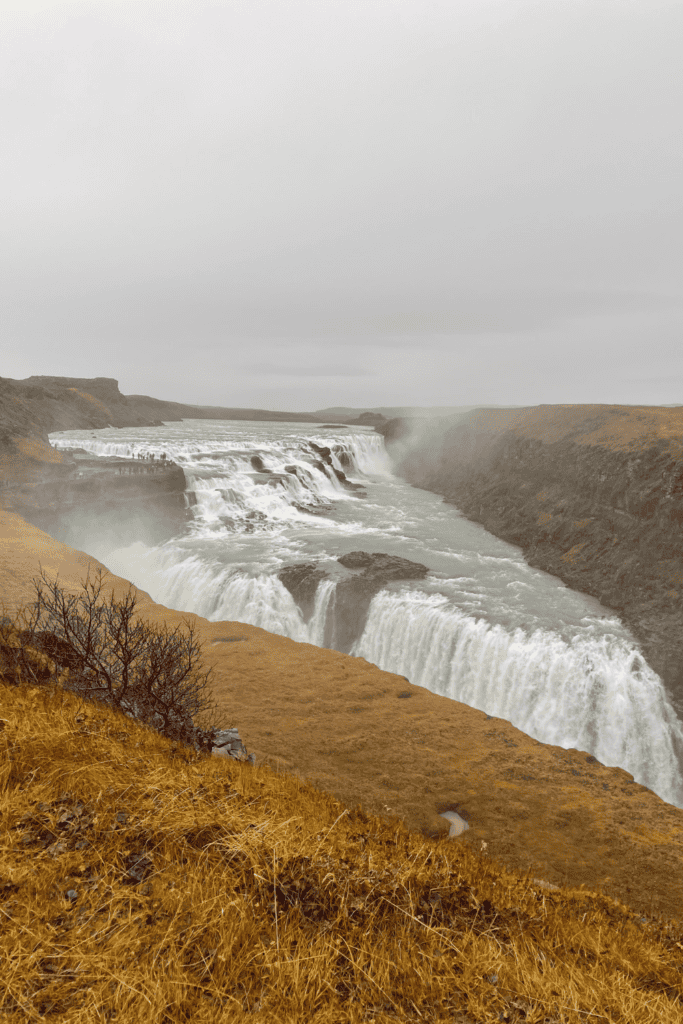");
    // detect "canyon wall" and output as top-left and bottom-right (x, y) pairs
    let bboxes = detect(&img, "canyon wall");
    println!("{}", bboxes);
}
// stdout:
(0, 377), (191, 547)
(377, 405), (683, 715)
